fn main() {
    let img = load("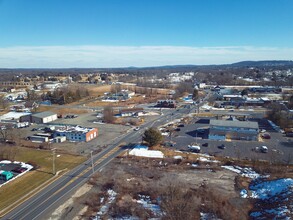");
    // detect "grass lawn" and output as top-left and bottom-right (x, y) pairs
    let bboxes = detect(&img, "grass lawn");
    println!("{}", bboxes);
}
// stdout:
(0, 147), (86, 212)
